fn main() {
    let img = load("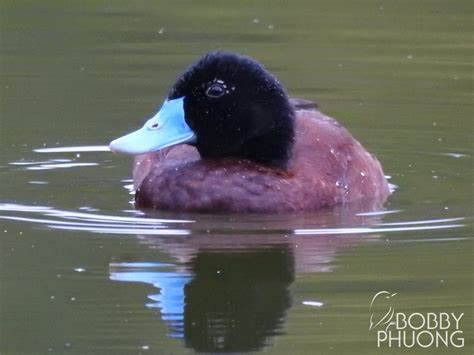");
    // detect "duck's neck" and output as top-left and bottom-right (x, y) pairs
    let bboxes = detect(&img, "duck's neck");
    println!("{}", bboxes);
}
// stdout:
(243, 104), (296, 168)
(196, 110), (295, 169)
(239, 125), (294, 168)
(195, 101), (295, 170)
